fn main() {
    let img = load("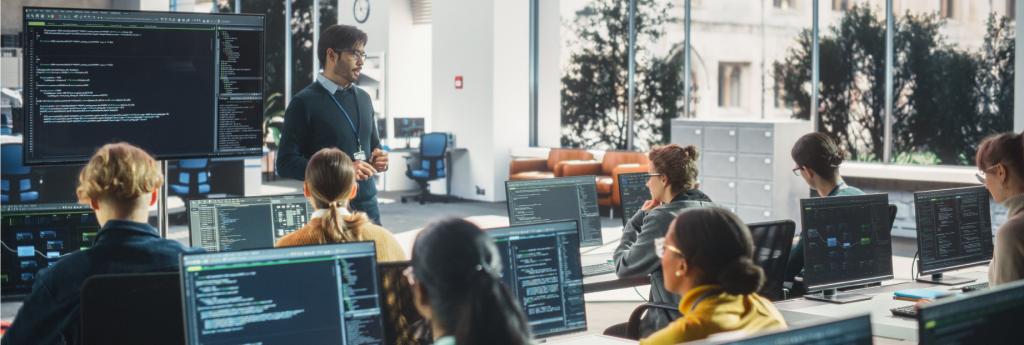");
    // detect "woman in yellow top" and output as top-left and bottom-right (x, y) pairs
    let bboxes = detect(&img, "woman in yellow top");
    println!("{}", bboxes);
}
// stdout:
(275, 147), (405, 262)
(641, 207), (787, 344)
